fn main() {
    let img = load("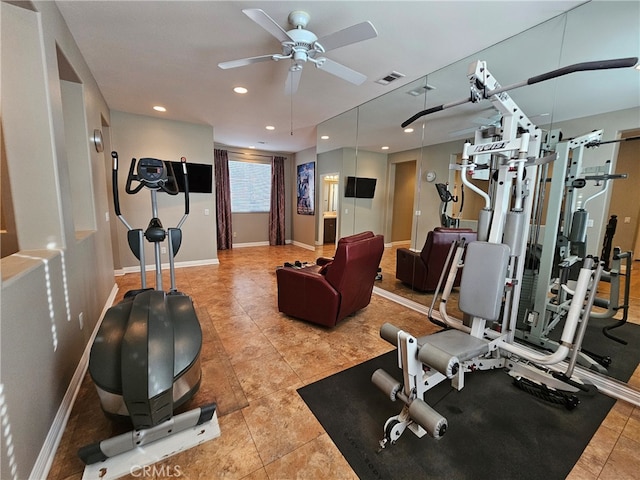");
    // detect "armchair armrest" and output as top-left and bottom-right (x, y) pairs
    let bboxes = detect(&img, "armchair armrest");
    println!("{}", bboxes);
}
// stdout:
(316, 256), (334, 266)
(276, 267), (341, 327)
(396, 248), (429, 290)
